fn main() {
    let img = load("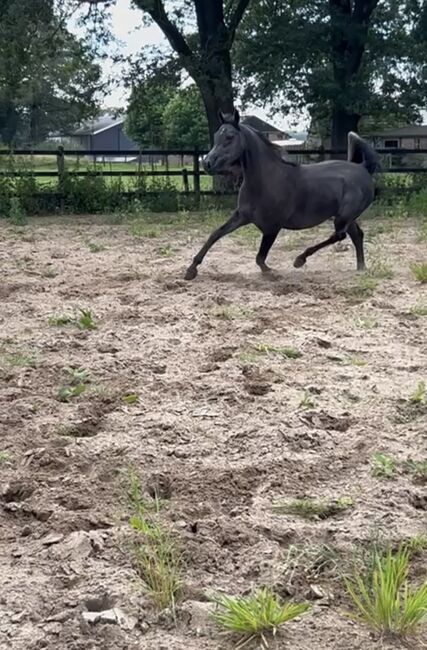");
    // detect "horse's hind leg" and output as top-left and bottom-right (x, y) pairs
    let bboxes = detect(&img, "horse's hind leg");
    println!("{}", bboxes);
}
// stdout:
(293, 227), (346, 268)
(347, 221), (365, 271)
(184, 209), (249, 280)
(256, 229), (280, 274)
